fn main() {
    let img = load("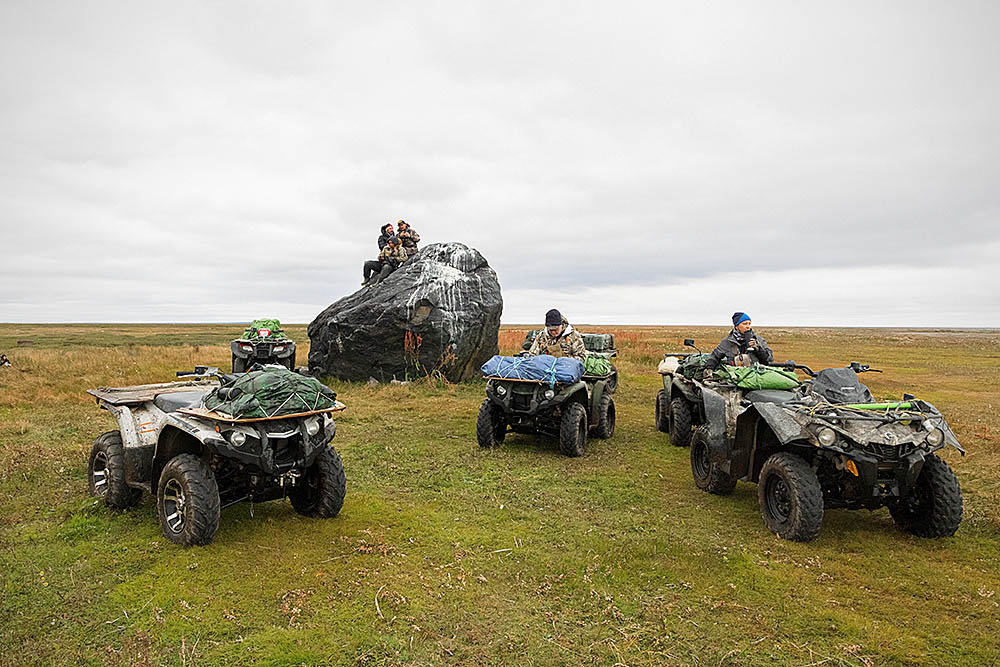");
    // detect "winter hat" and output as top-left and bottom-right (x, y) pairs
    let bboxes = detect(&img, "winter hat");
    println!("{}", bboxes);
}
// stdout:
(732, 312), (751, 327)
(387, 235), (400, 245)
(381, 223), (393, 235)
(545, 309), (562, 327)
